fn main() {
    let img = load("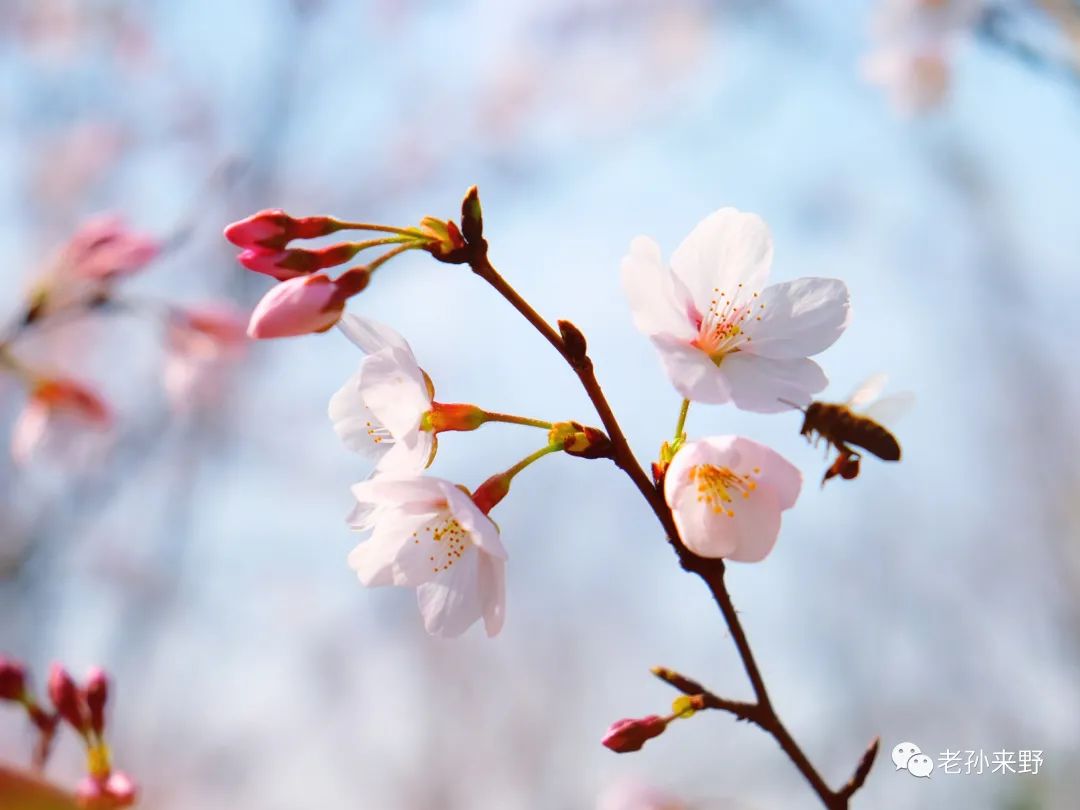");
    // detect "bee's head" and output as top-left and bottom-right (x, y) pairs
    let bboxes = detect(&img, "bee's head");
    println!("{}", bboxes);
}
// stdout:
(778, 398), (812, 435)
